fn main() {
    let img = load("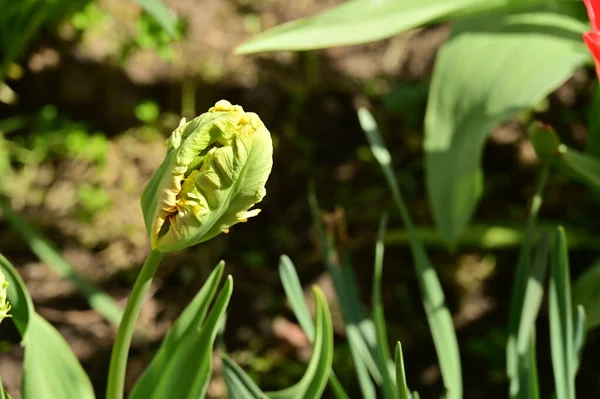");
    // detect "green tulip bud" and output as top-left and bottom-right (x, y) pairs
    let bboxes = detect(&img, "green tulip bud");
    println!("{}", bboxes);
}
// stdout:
(0, 270), (10, 324)
(141, 100), (273, 253)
